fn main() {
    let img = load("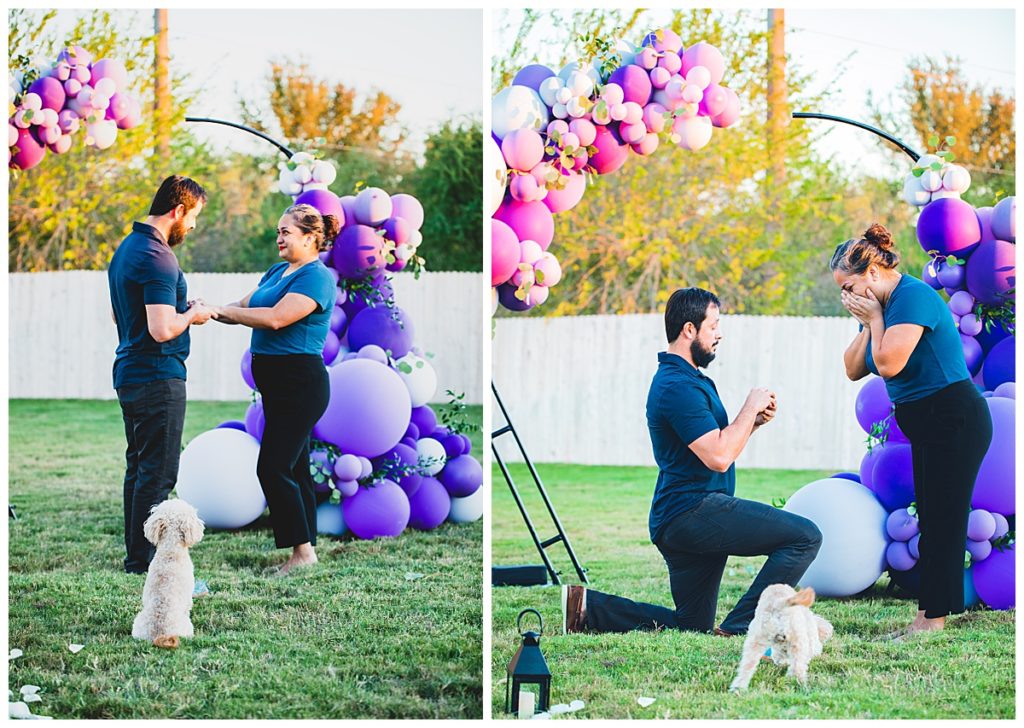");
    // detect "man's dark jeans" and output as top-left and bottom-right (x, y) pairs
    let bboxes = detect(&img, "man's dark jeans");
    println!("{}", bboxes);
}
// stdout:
(116, 378), (186, 573)
(585, 492), (823, 635)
